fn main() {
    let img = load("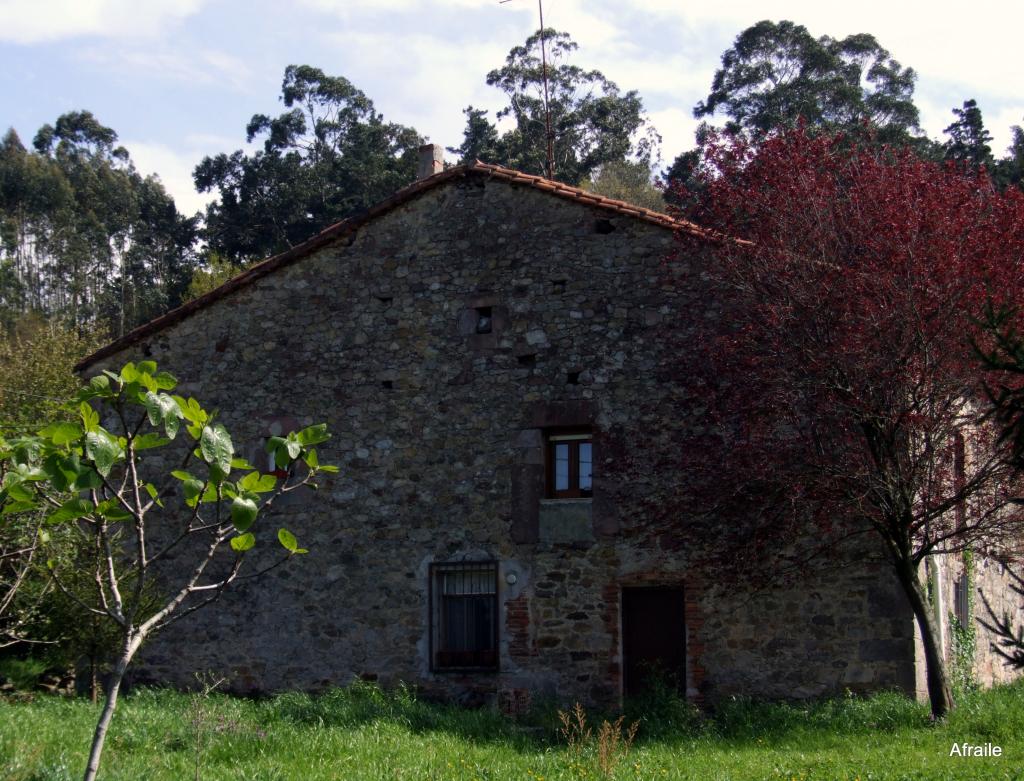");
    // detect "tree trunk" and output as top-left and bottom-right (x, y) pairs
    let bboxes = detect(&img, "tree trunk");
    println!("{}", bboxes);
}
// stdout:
(895, 559), (954, 718)
(83, 635), (139, 781)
